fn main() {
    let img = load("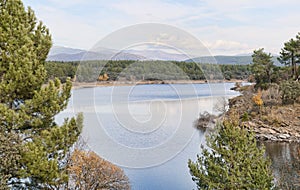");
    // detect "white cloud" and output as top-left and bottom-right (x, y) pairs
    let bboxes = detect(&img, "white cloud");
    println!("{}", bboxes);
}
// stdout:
(204, 0), (299, 12)
(43, 0), (89, 8)
(32, 5), (101, 49)
(23, 0), (300, 55)
(203, 40), (253, 55)
(110, 0), (199, 21)
(205, 40), (249, 50)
